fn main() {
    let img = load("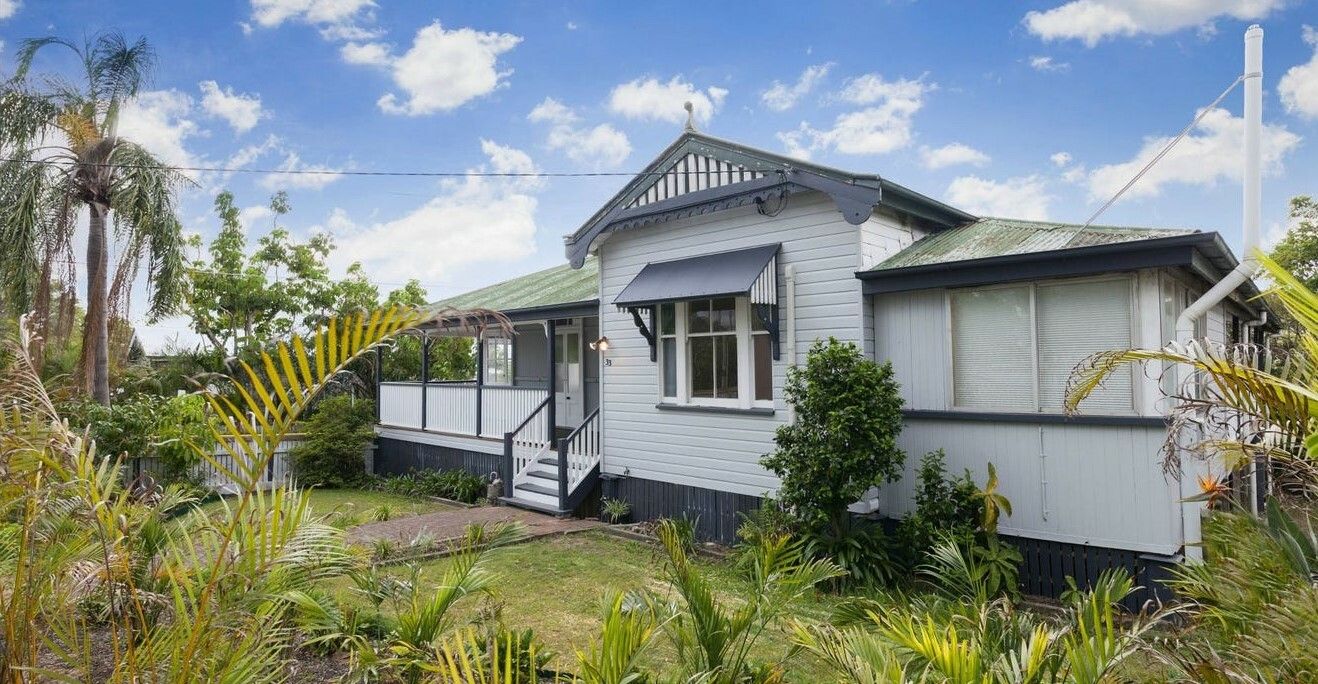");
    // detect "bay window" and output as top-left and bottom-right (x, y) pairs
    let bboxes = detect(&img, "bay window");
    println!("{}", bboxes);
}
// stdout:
(657, 297), (773, 408)
(950, 276), (1134, 413)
